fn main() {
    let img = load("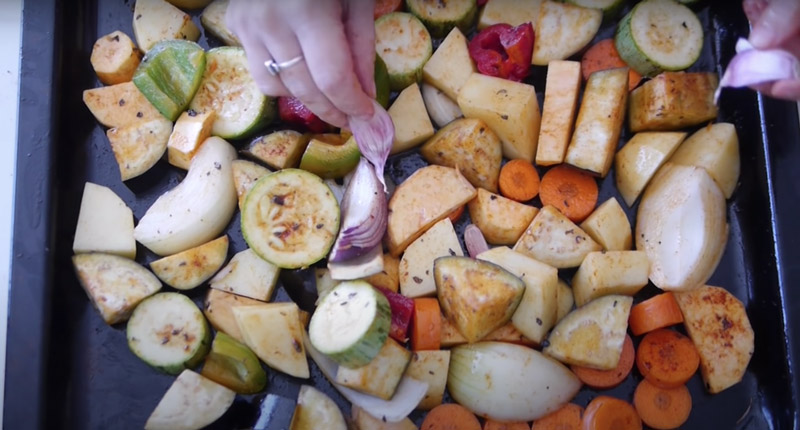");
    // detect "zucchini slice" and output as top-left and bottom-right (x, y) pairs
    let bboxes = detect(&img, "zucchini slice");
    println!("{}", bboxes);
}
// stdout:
(133, 39), (206, 121)
(308, 280), (391, 368)
(126, 292), (211, 374)
(189, 47), (276, 139)
(615, 0), (704, 77)
(405, 0), (478, 39)
(375, 12), (433, 91)
(145, 369), (234, 430)
(241, 169), (339, 269)
(298, 135), (361, 179)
